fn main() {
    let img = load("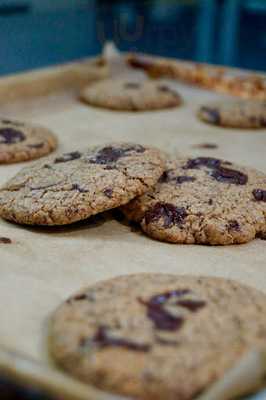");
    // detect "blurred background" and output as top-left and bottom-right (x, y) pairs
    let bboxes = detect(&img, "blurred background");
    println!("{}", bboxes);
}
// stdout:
(0, 0), (266, 76)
